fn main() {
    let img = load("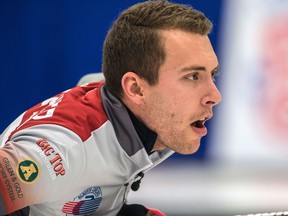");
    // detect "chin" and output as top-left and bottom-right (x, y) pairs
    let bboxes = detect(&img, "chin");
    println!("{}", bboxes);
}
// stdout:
(176, 144), (200, 155)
